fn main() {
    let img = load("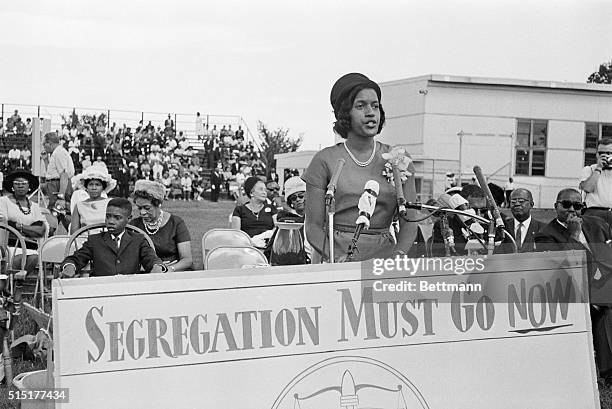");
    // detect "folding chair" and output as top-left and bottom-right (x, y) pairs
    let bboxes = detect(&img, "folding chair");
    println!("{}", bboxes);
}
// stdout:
(204, 246), (268, 270)
(65, 223), (155, 258)
(201, 228), (252, 259)
(35, 235), (88, 309)
(0, 223), (28, 295)
(0, 223), (27, 386)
